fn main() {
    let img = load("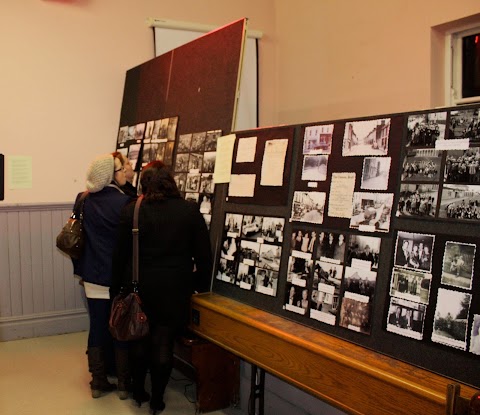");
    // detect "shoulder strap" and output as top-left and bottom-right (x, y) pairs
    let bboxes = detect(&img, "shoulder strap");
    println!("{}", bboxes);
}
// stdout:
(132, 195), (144, 283)
(73, 191), (89, 220)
